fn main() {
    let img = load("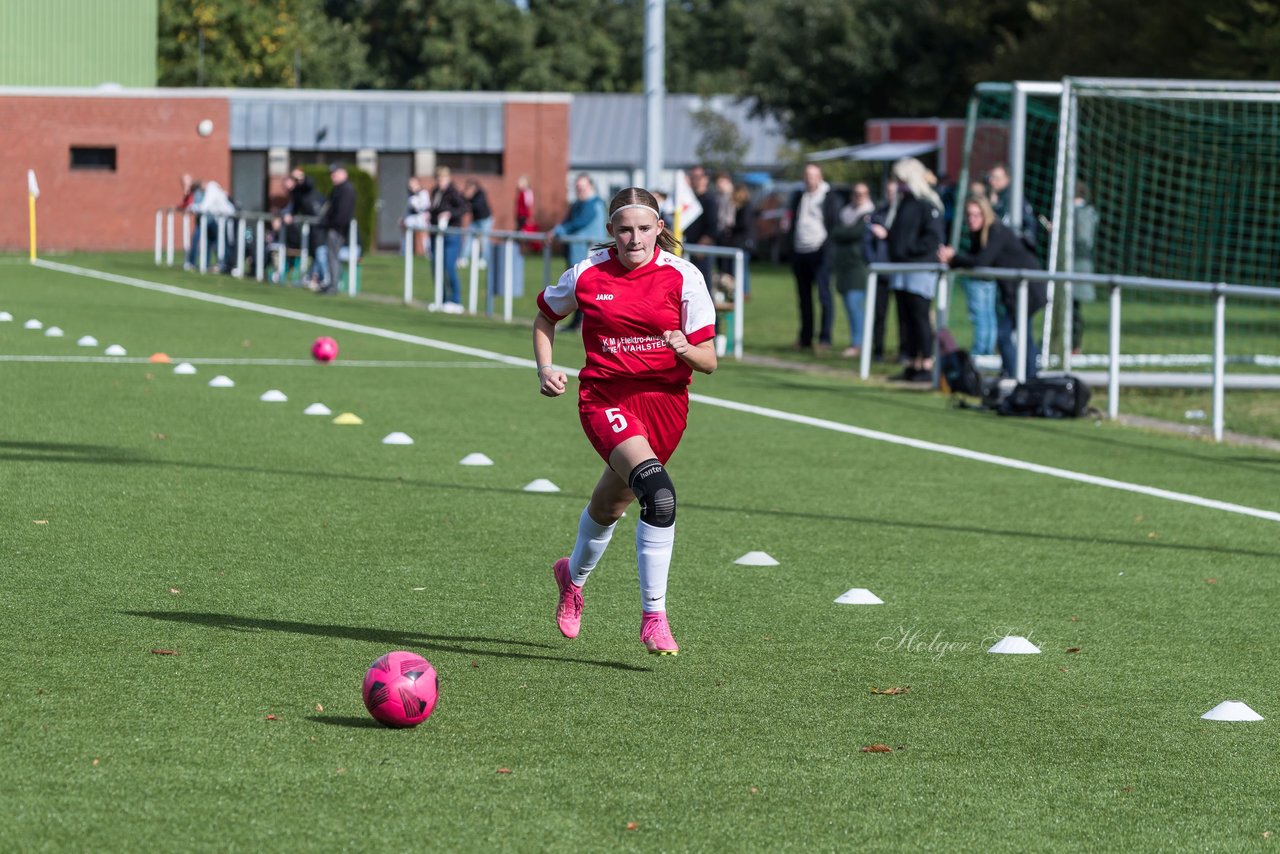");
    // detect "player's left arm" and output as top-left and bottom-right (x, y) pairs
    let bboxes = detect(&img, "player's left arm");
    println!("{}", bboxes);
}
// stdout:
(662, 330), (717, 374)
(669, 262), (718, 374)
